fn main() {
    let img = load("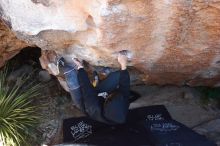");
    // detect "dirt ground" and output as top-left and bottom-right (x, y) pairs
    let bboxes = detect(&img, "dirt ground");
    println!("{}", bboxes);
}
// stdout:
(36, 81), (220, 146)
